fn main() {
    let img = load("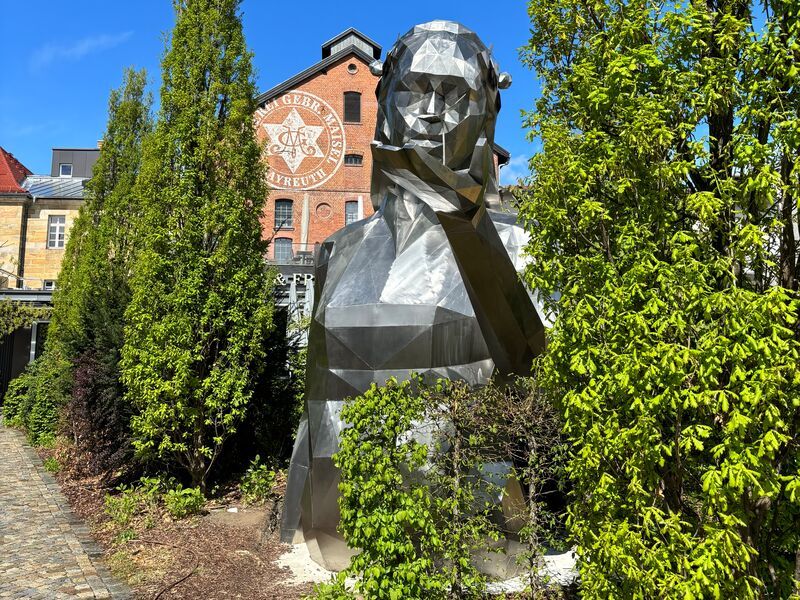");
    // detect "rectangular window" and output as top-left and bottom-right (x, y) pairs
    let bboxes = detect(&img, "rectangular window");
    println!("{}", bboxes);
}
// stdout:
(274, 199), (293, 229)
(345, 201), (359, 226)
(274, 238), (294, 263)
(344, 92), (361, 123)
(344, 154), (363, 166)
(59, 163), (73, 177)
(47, 215), (66, 249)
(43, 280), (56, 291)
